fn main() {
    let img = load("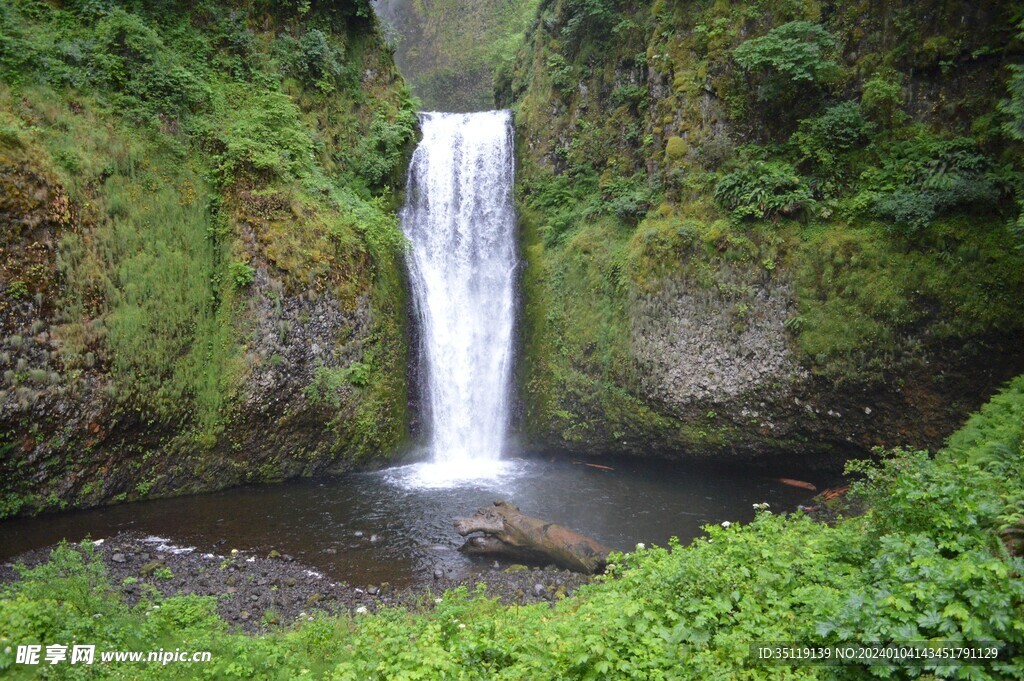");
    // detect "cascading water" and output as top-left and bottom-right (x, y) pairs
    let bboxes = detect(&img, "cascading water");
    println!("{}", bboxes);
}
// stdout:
(398, 110), (517, 485)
